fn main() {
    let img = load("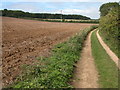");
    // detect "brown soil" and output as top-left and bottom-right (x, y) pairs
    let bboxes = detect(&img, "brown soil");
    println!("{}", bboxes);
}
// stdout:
(71, 30), (99, 88)
(2, 17), (96, 86)
(0, 17), (2, 89)
(97, 30), (119, 69)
